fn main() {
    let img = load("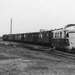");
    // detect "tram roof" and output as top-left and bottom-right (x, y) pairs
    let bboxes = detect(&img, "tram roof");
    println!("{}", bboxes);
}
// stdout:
(64, 24), (75, 29)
